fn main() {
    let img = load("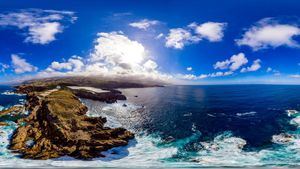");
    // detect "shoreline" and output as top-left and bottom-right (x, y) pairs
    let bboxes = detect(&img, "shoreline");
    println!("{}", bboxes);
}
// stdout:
(1, 84), (135, 160)
(3, 84), (300, 167)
